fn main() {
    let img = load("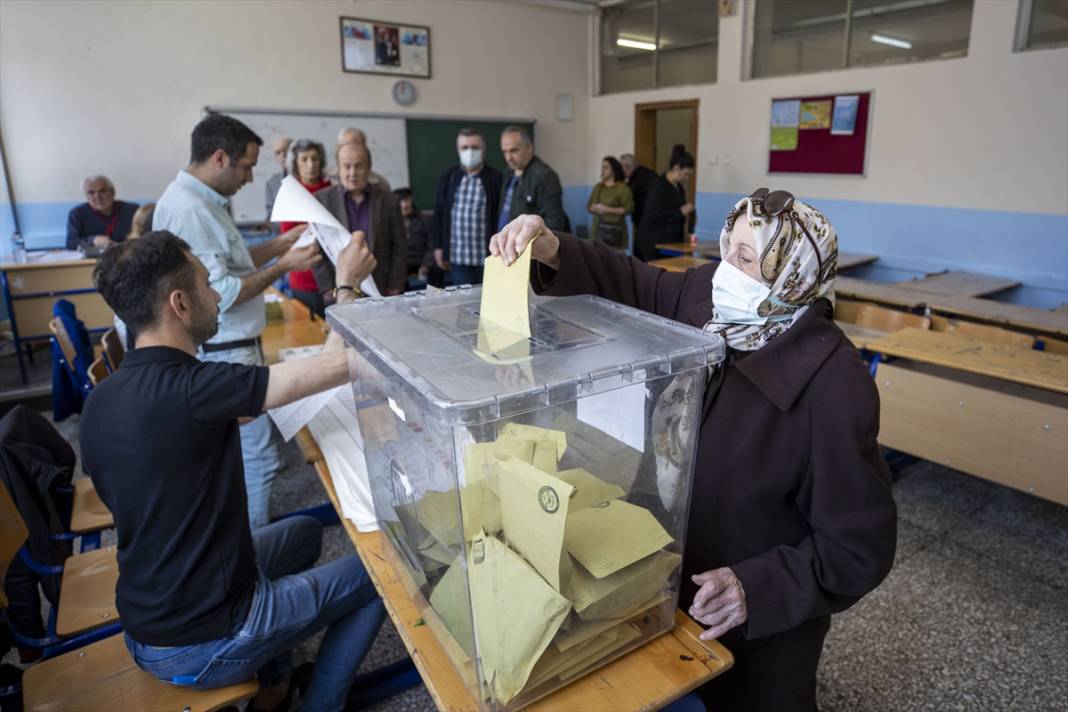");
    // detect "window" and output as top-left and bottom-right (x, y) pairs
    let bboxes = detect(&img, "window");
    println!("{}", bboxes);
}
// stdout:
(1016, 0), (1068, 51)
(600, 0), (718, 95)
(749, 0), (974, 80)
